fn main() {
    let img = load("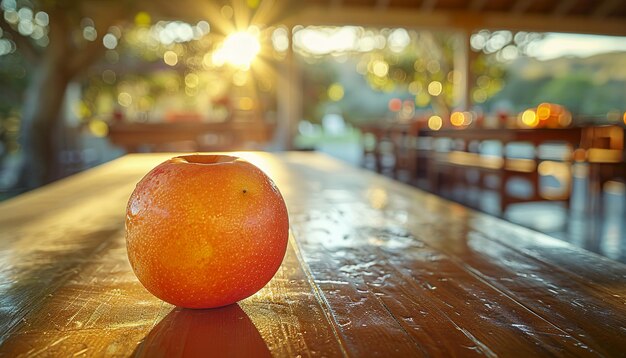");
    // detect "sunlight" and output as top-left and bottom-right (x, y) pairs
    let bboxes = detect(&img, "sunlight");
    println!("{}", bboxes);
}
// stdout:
(213, 28), (261, 70)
